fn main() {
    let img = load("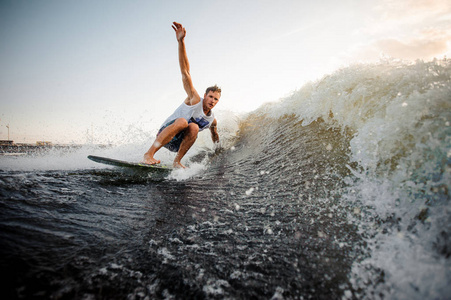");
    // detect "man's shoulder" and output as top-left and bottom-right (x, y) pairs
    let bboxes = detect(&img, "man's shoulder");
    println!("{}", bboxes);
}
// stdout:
(184, 94), (202, 106)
